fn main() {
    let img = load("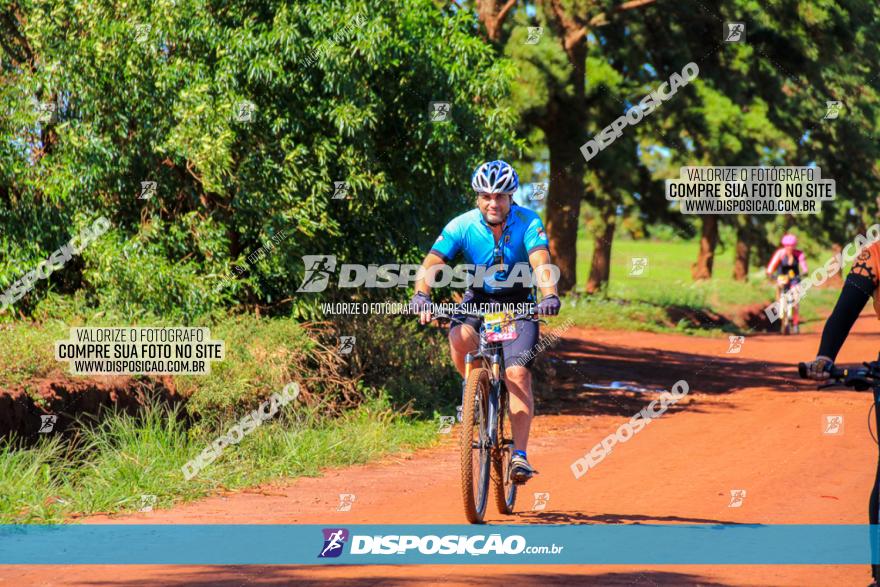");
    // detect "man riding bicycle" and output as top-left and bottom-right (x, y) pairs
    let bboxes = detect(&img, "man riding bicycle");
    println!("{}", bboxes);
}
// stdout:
(410, 160), (560, 484)
(766, 233), (808, 333)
